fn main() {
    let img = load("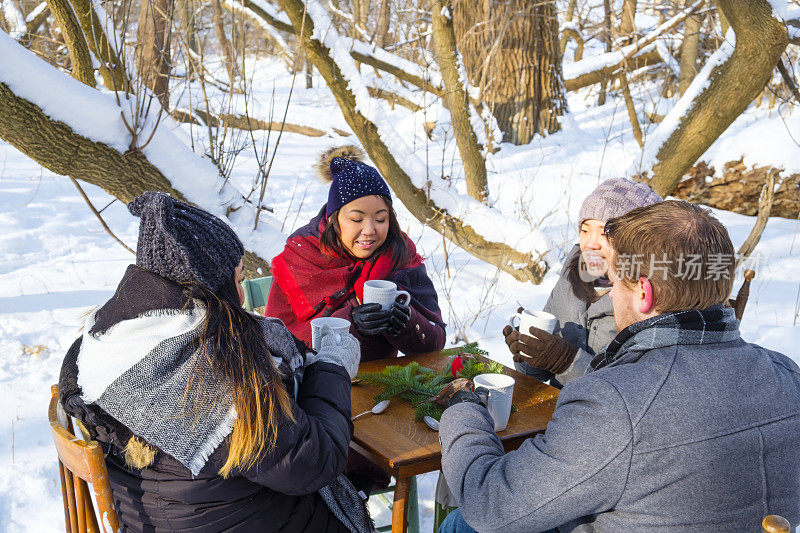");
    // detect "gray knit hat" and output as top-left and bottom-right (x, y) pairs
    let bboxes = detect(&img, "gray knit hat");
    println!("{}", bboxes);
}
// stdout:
(128, 191), (244, 291)
(578, 178), (662, 226)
